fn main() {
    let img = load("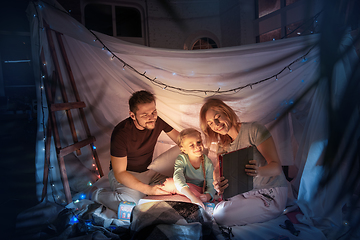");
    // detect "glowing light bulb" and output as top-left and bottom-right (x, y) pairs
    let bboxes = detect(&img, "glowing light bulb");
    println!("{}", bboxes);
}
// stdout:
(69, 216), (79, 224)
